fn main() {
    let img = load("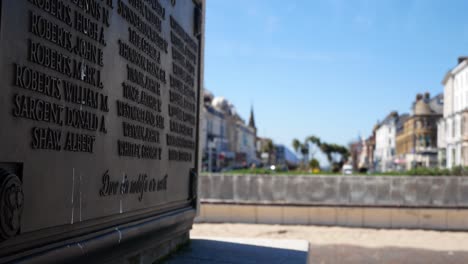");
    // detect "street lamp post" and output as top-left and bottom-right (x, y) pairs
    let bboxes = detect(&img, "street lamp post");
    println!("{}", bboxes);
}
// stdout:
(207, 135), (219, 172)
(208, 140), (216, 172)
